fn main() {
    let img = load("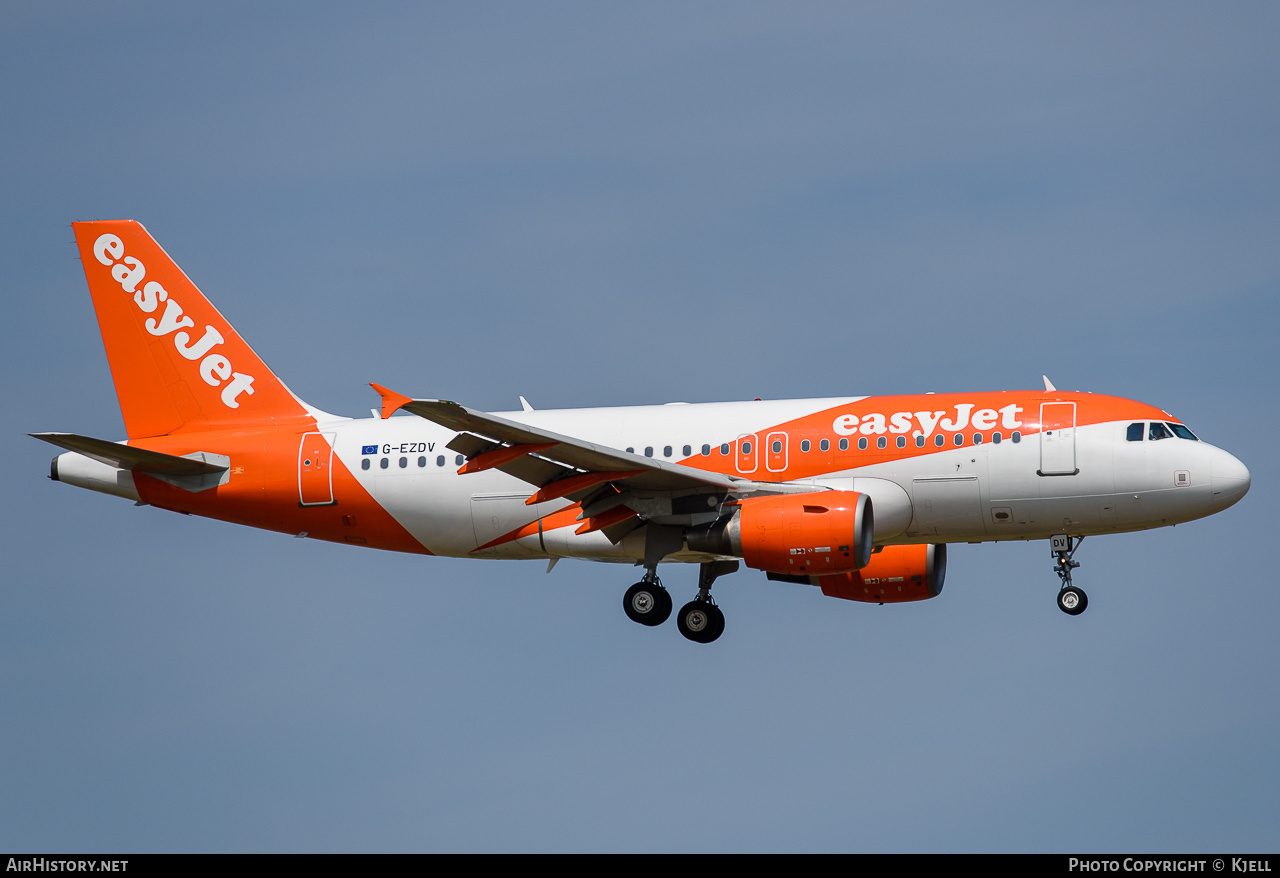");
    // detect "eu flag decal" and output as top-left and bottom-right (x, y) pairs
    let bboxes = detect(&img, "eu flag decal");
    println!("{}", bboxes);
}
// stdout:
(361, 445), (378, 455)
